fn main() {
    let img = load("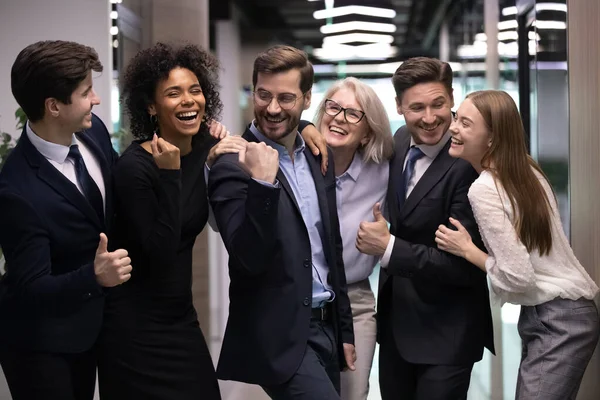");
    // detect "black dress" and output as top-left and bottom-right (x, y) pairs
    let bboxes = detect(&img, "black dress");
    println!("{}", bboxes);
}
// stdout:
(98, 134), (221, 400)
